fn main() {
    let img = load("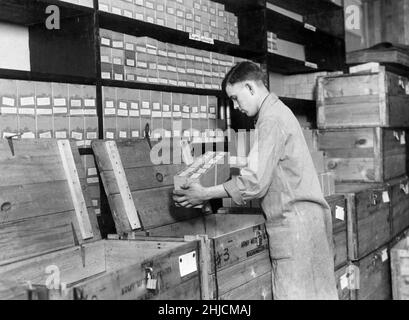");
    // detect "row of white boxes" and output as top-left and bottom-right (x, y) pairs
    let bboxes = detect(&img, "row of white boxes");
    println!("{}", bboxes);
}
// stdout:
(99, 0), (239, 45)
(102, 86), (225, 140)
(100, 29), (249, 88)
(267, 31), (309, 64)
(0, 79), (97, 147)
